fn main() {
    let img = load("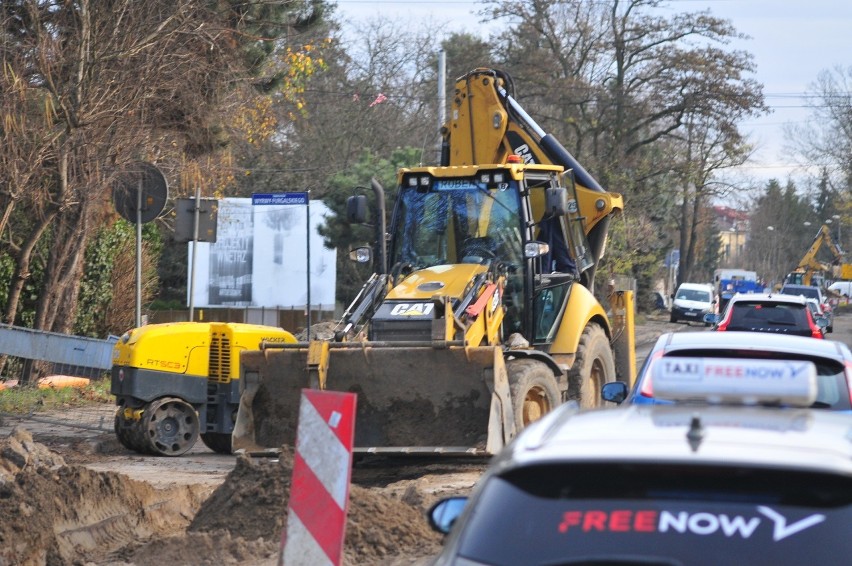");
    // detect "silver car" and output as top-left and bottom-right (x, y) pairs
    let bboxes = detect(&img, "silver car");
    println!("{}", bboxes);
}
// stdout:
(428, 358), (852, 565)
